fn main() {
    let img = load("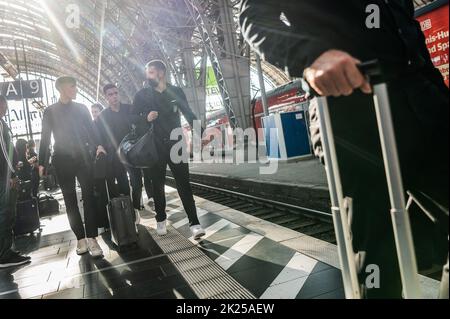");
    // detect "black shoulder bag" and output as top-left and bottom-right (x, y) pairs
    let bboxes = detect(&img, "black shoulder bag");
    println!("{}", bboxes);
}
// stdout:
(118, 124), (159, 169)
